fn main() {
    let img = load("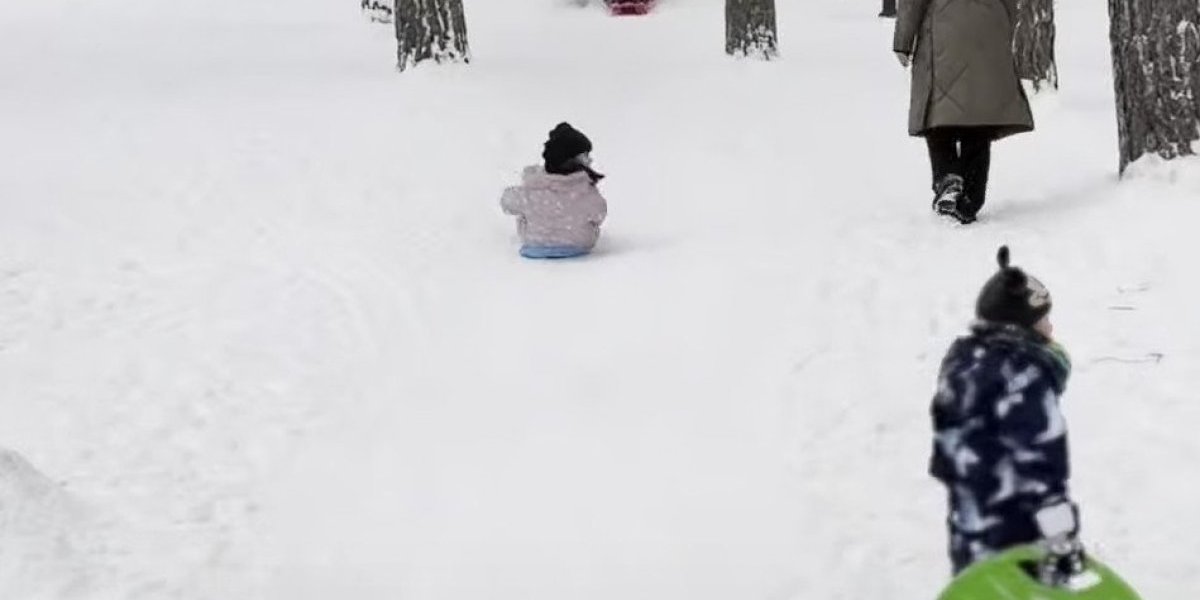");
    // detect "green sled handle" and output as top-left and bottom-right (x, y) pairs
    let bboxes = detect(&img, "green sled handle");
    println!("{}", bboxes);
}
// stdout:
(938, 544), (1143, 600)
